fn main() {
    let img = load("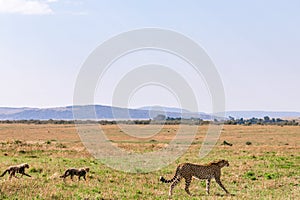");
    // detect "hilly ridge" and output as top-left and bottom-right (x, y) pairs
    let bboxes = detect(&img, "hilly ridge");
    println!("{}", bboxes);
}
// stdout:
(0, 105), (212, 120)
(0, 105), (299, 120)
